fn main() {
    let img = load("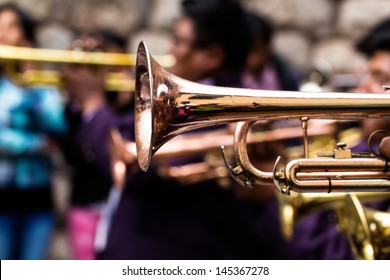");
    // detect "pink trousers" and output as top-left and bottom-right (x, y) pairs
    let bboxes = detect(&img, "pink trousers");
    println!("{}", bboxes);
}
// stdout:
(67, 206), (101, 260)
